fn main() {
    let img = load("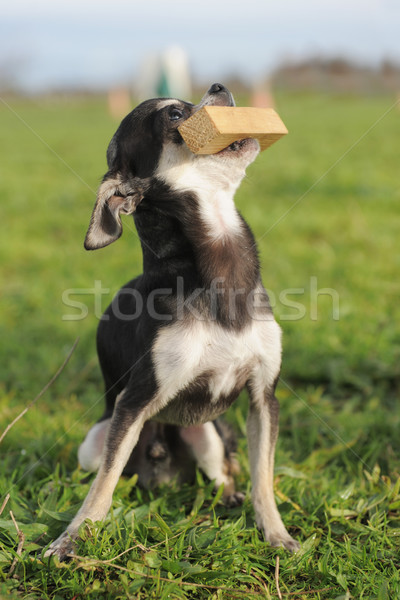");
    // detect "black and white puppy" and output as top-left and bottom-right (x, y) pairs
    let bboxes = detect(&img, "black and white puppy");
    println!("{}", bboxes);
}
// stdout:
(46, 83), (299, 559)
